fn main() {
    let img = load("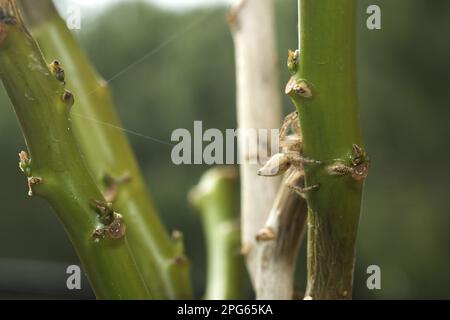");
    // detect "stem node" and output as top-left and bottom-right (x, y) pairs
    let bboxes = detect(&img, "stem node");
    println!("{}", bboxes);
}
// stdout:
(287, 49), (300, 75)
(92, 212), (126, 241)
(27, 176), (42, 196)
(255, 227), (277, 242)
(62, 89), (74, 107)
(285, 77), (313, 98)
